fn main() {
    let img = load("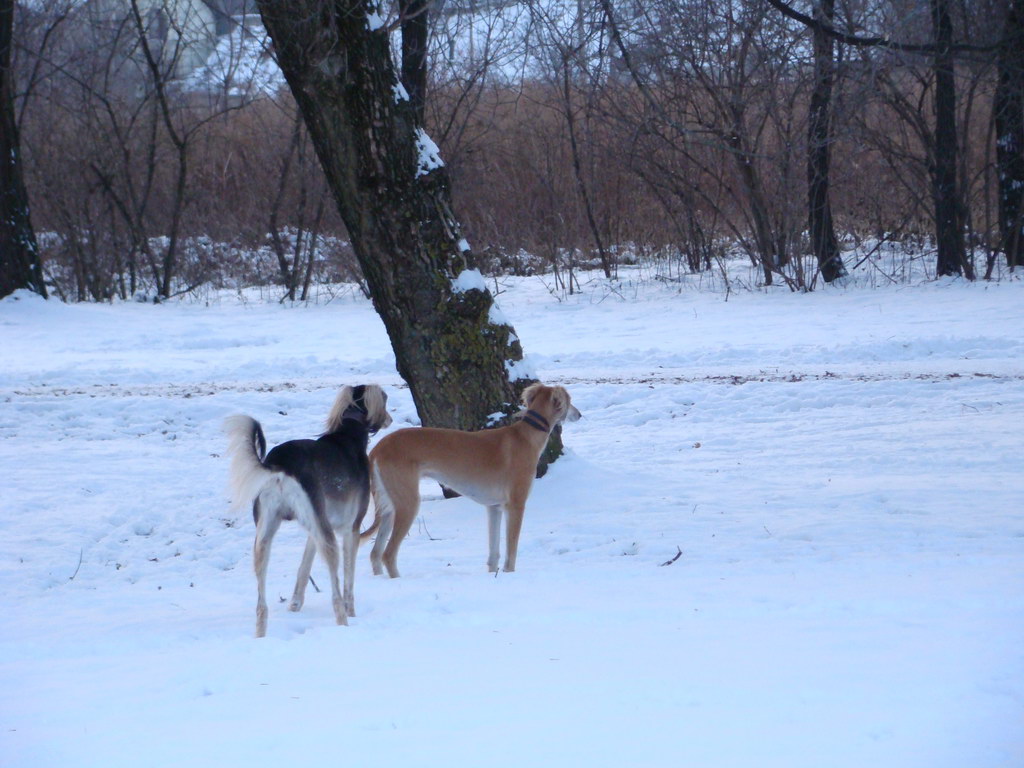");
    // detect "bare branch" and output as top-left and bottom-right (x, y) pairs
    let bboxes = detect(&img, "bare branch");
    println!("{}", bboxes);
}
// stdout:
(762, 0), (996, 54)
